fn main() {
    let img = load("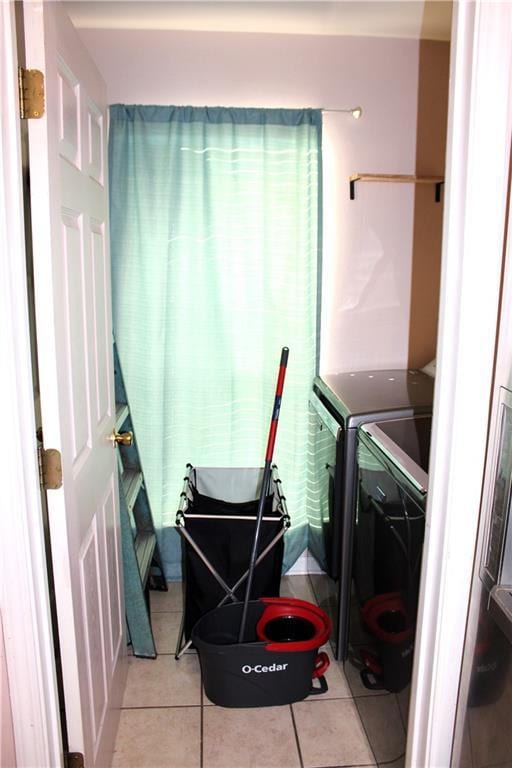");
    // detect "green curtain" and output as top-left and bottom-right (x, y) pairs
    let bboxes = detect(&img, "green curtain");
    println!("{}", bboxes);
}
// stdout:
(109, 105), (321, 579)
